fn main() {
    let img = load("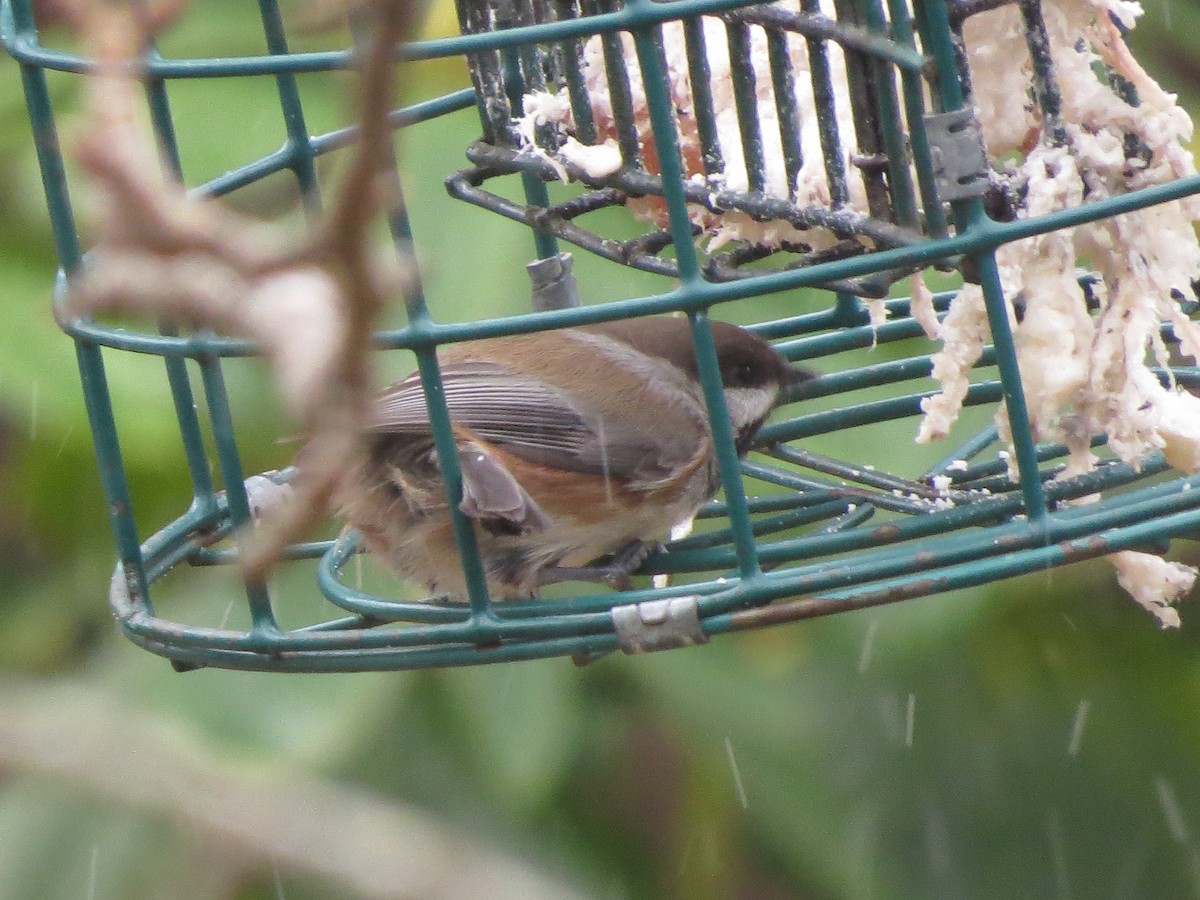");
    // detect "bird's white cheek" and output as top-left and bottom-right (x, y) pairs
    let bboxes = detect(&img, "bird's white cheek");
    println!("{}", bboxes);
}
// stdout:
(723, 386), (780, 432)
